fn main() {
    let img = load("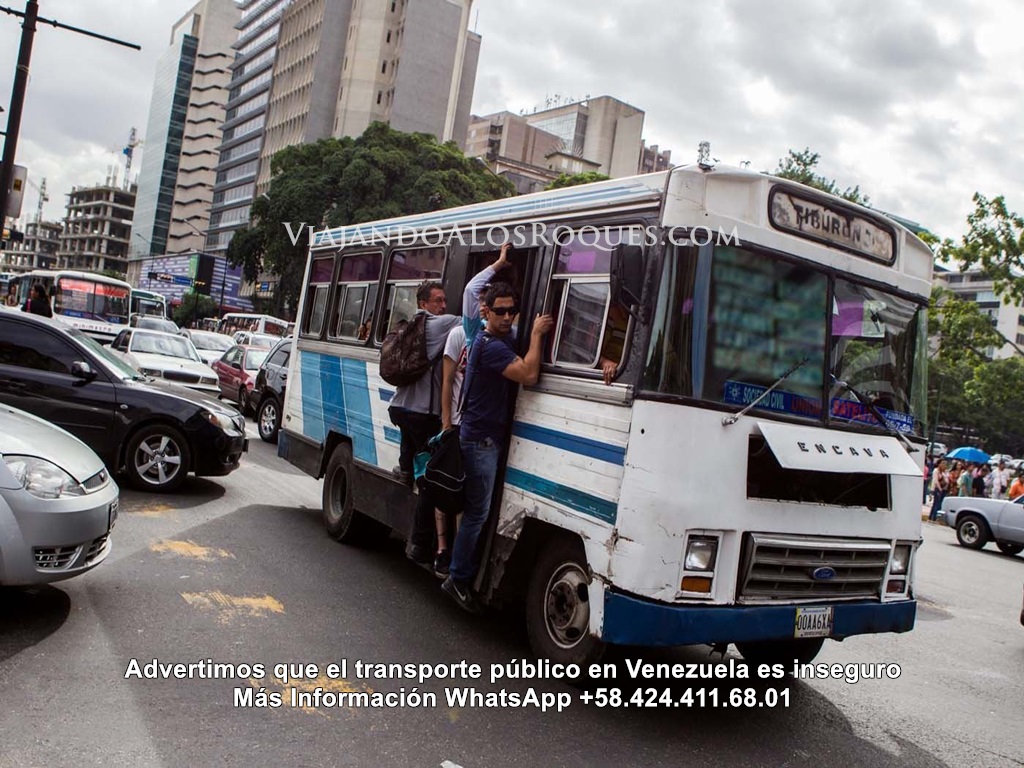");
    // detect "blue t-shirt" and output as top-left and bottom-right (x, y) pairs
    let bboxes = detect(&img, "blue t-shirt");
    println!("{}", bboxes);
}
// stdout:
(459, 332), (518, 443)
